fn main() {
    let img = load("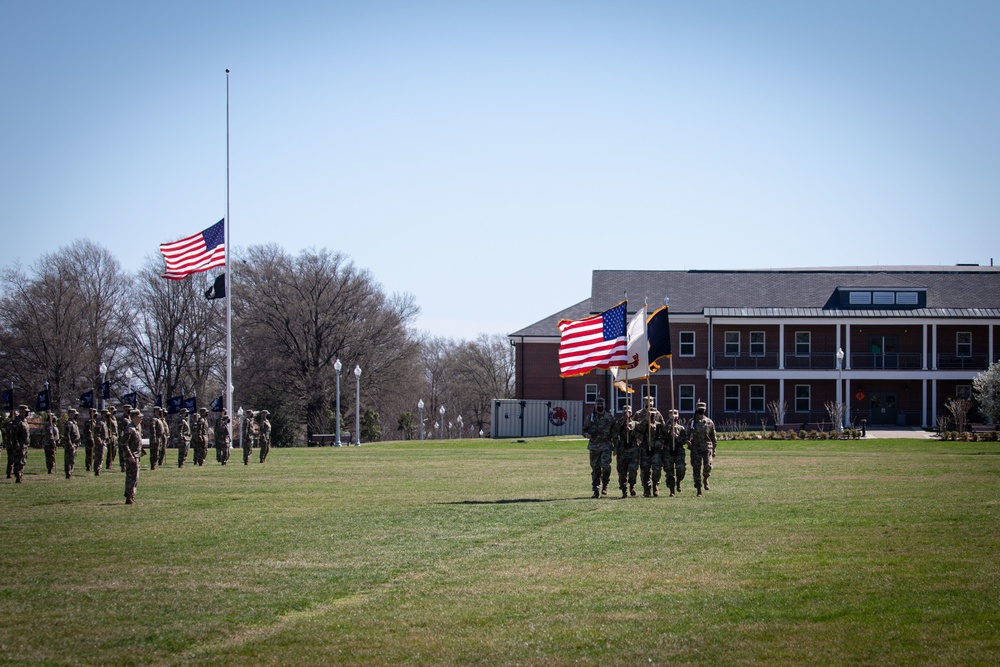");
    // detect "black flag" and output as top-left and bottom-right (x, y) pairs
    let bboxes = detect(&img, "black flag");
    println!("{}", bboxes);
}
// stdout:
(2, 387), (13, 411)
(155, 394), (163, 408)
(122, 392), (138, 408)
(79, 390), (94, 409)
(205, 274), (226, 300)
(210, 396), (224, 412)
(101, 380), (111, 400)
(36, 389), (50, 412)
